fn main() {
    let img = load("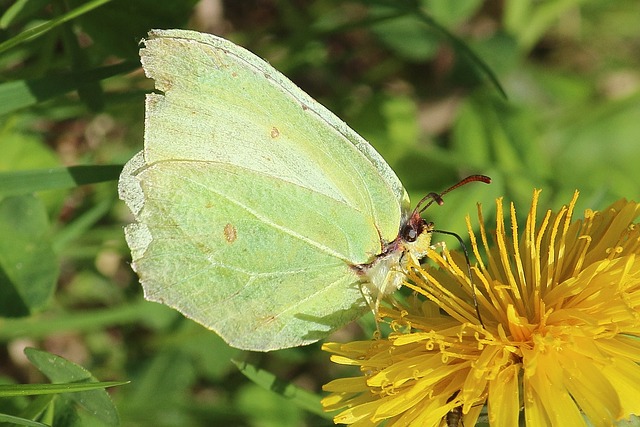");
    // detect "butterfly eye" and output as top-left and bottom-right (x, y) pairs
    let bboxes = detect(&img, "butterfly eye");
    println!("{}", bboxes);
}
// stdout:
(401, 212), (427, 243)
(402, 224), (418, 242)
